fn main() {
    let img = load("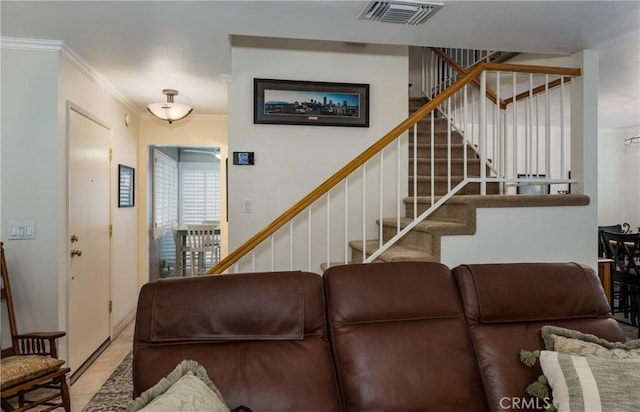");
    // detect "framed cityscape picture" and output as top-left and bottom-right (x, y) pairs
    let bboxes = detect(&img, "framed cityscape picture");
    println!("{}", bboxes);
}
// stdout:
(254, 78), (369, 127)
